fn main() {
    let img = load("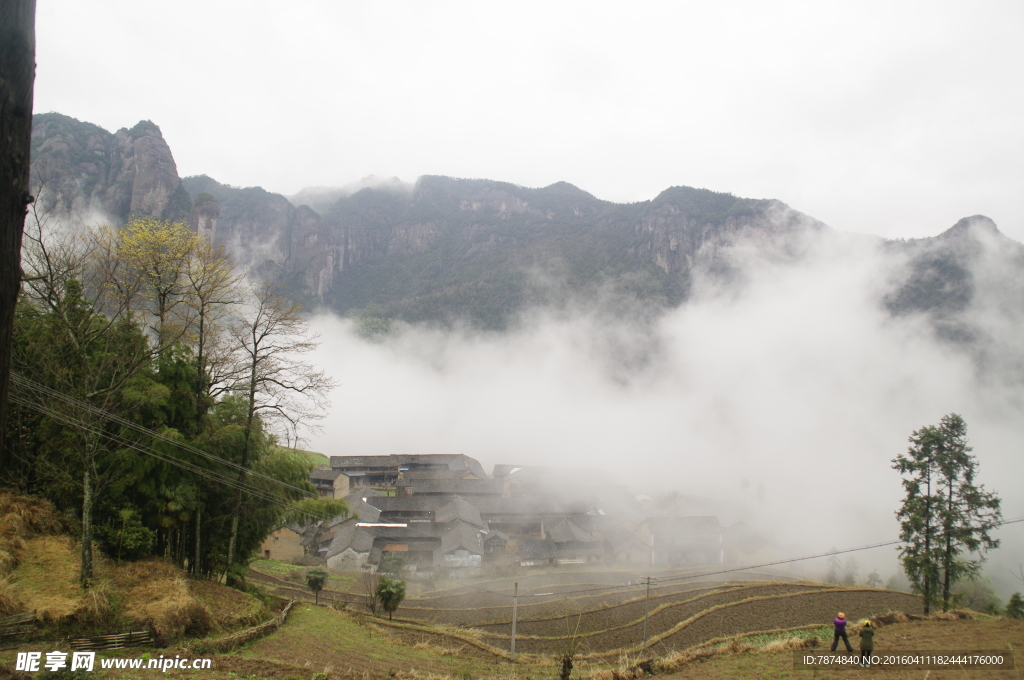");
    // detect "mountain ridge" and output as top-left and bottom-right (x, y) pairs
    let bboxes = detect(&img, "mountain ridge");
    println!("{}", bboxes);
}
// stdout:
(28, 113), (1024, 335)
